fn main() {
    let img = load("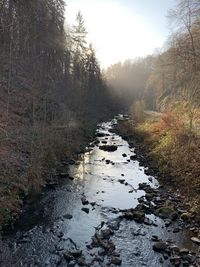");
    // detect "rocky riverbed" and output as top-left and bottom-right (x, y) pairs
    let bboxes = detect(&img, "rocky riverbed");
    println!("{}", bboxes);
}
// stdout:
(0, 116), (200, 267)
